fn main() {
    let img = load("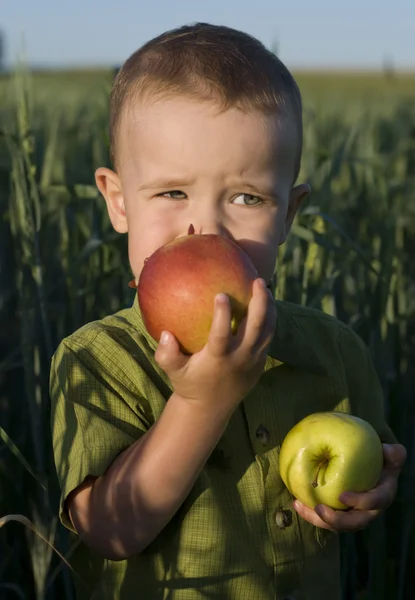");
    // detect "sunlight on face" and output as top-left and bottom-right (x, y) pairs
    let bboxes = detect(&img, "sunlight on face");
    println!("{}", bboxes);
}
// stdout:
(115, 96), (301, 282)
